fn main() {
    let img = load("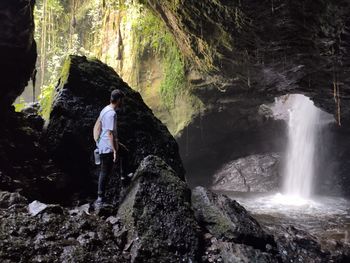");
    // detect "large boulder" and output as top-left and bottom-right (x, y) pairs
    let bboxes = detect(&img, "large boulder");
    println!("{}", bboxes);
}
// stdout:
(45, 56), (185, 201)
(191, 187), (274, 250)
(117, 155), (200, 262)
(211, 153), (281, 193)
